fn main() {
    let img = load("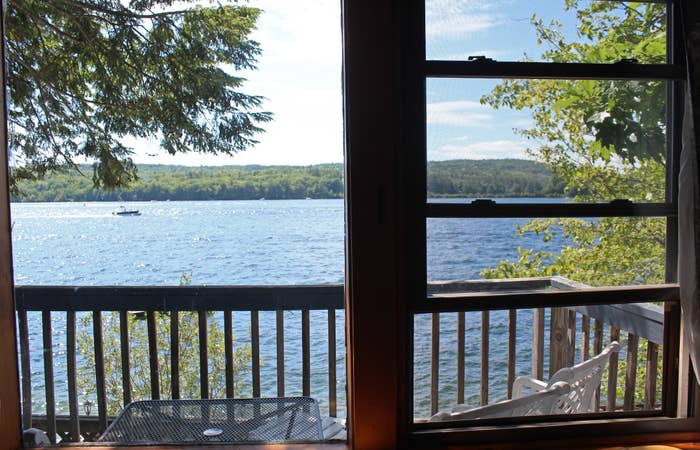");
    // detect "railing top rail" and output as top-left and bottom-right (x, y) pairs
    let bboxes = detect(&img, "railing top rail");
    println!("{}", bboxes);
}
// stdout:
(14, 285), (345, 312)
(14, 278), (669, 343)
